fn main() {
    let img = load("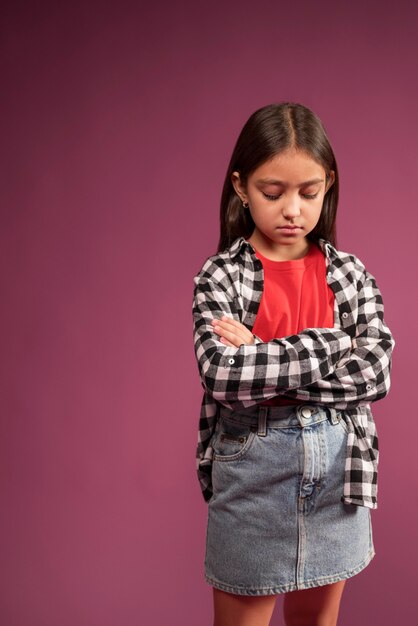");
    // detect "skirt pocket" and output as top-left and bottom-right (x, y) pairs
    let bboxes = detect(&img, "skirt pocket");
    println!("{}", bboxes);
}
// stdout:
(212, 416), (257, 463)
